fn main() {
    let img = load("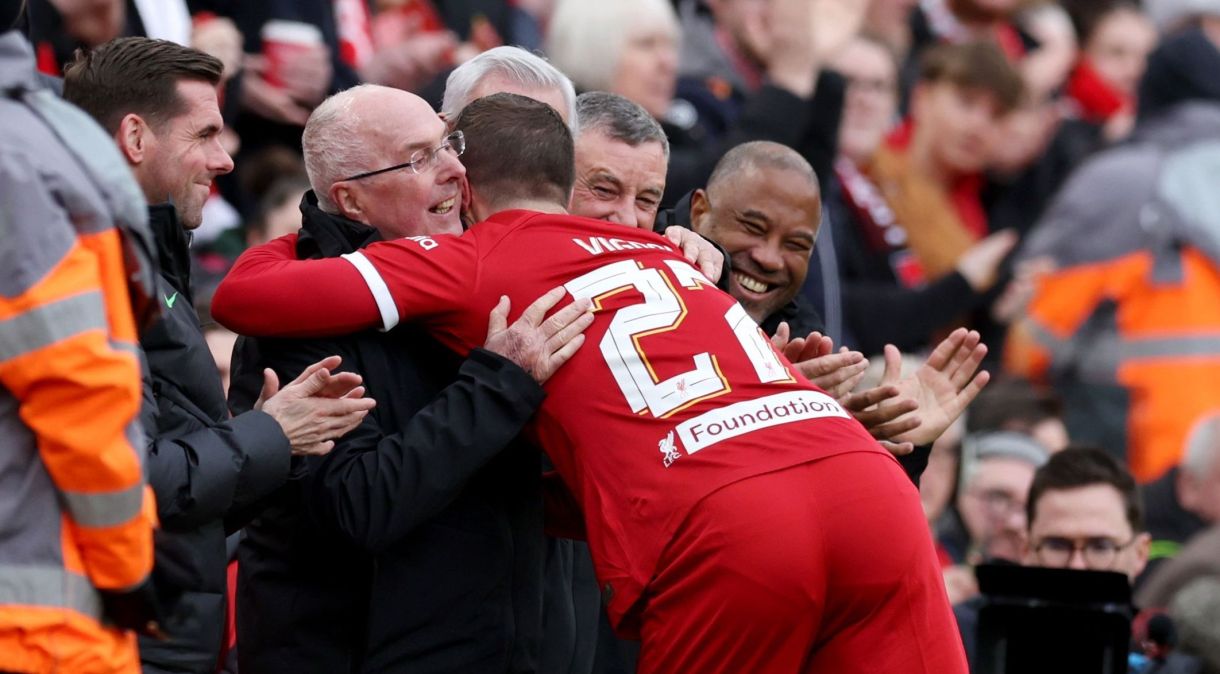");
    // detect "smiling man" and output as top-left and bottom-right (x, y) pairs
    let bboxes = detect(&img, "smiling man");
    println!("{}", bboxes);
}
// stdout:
(62, 37), (375, 673)
(690, 141), (820, 326)
(570, 91), (670, 229)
